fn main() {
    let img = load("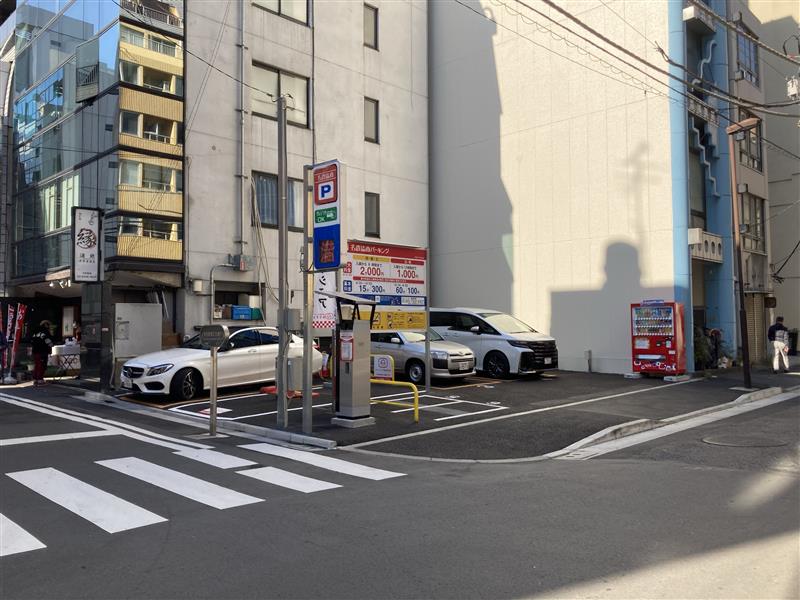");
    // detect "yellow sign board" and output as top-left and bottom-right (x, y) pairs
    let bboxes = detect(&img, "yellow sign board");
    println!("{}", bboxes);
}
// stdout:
(368, 310), (427, 331)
